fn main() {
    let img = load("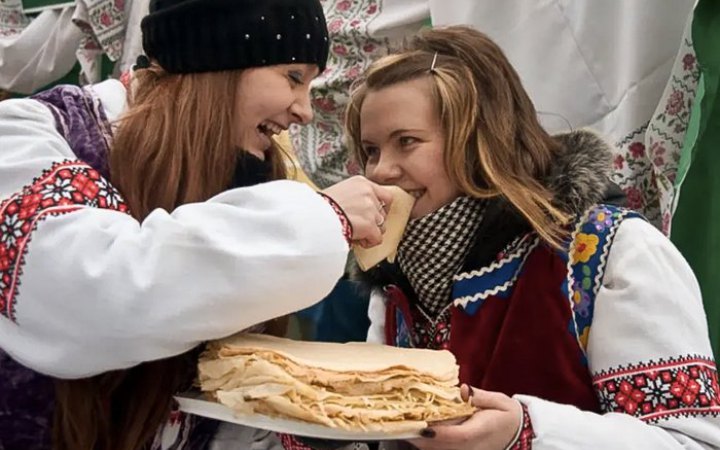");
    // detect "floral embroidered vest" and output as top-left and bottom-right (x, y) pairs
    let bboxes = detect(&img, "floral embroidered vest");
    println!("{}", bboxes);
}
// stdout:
(384, 204), (643, 412)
